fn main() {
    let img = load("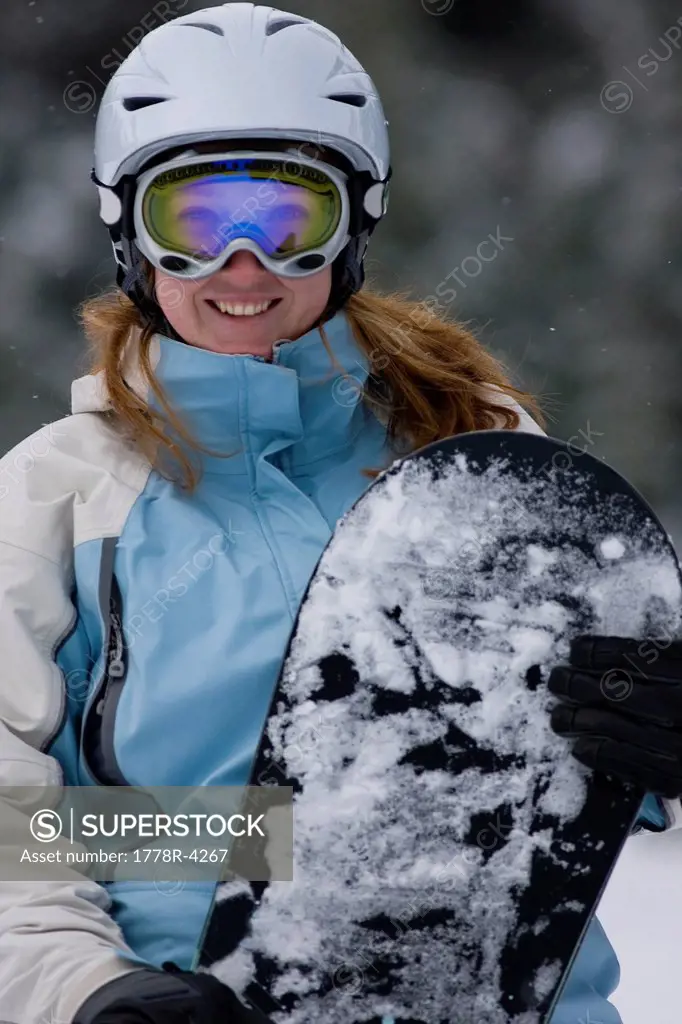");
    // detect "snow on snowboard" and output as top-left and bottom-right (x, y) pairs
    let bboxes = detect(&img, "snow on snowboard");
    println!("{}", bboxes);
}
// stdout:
(196, 430), (682, 1023)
